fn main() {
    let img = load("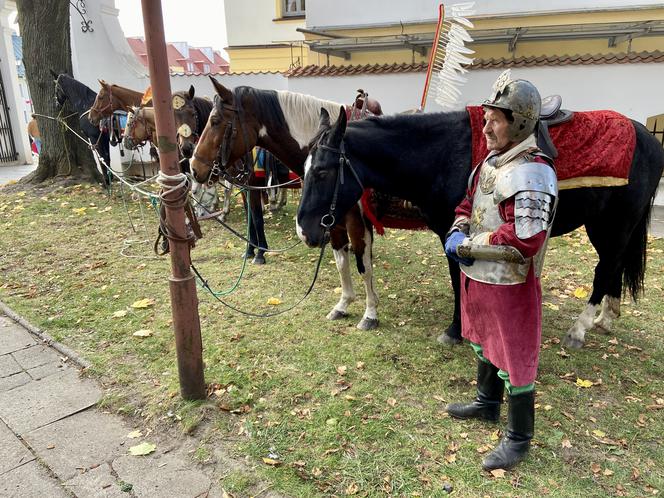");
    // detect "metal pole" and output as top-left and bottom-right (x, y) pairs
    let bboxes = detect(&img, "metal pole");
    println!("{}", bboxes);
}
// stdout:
(140, 0), (206, 400)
